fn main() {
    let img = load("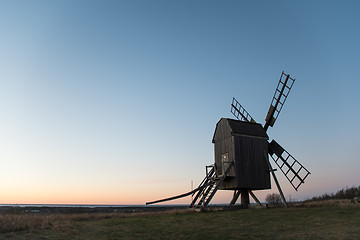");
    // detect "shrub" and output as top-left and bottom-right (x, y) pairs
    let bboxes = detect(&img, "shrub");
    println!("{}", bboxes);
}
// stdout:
(265, 193), (282, 205)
